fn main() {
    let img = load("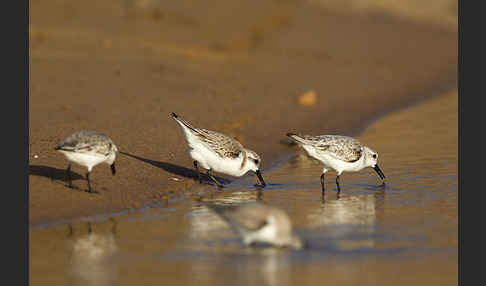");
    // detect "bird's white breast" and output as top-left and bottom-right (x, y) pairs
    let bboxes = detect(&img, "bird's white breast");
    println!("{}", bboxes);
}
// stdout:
(185, 133), (246, 177)
(302, 145), (365, 173)
(242, 221), (278, 246)
(61, 151), (107, 171)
